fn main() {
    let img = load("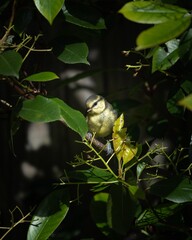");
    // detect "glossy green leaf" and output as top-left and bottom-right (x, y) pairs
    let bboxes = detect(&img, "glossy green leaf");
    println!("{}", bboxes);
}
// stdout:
(0, 50), (22, 78)
(107, 184), (140, 235)
(119, 1), (188, 24)
(19, 96), (61, 122)
(90, 193), (110, 236)
(19, 95), (88, 138)
(150, 176), (192, 203)
(137, 162), (146, 180)
(179, 94), (192, 111)
(68, 168), (116, 183)
(136, 203), (180, 227)
(58, 42), (89, 65)
(178, 28), (192, 60)
(27, 188), (70, 240)
(152, 39), (180, 72)
(136, 17), (191, 50)
(52, 97), (88, 138)
(62, 3), (106, 29)
(33, 0), (64, 25)
(25, 72), (59, 82)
